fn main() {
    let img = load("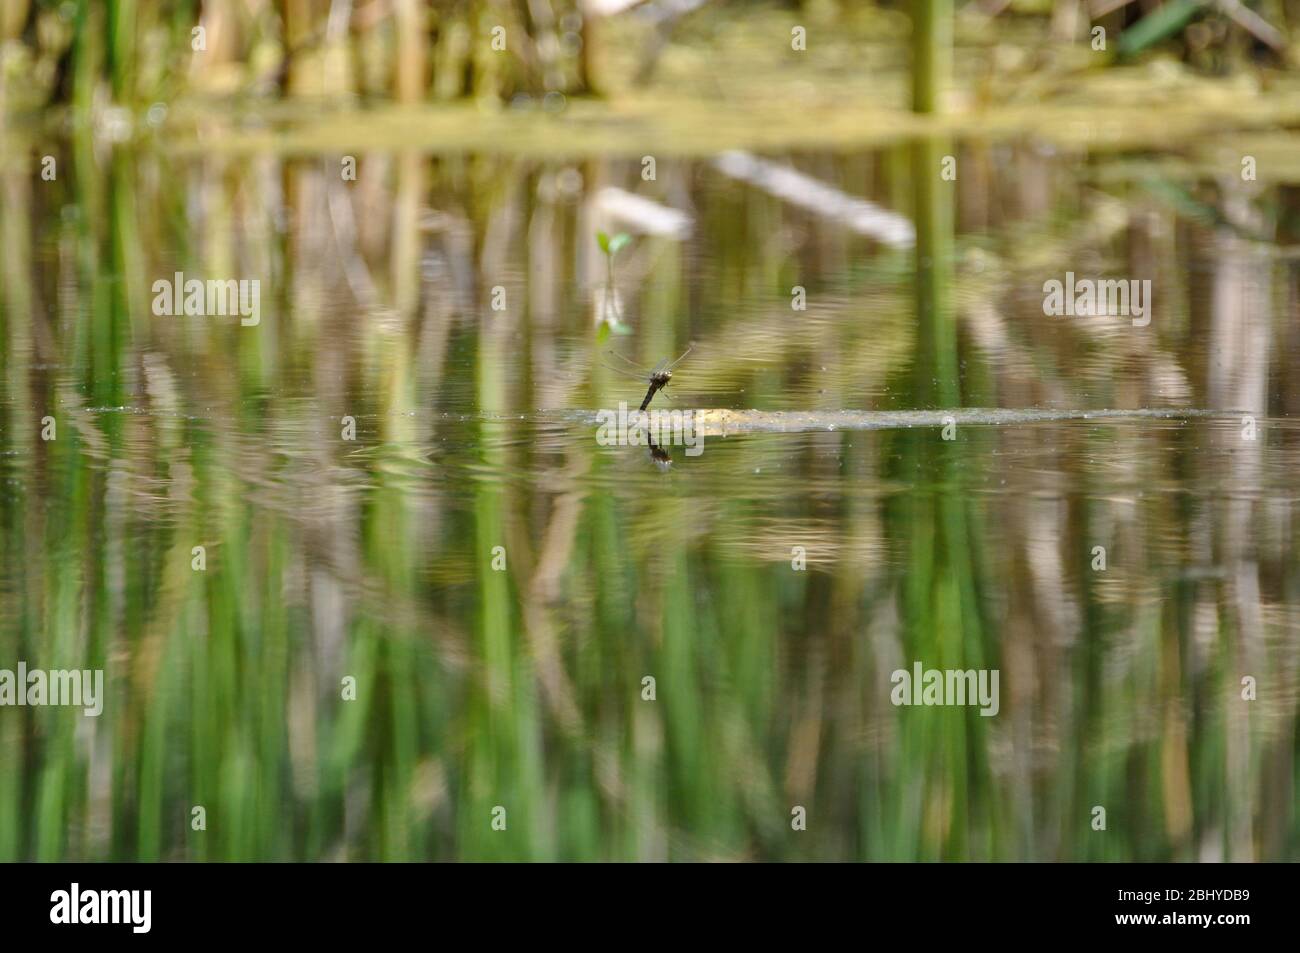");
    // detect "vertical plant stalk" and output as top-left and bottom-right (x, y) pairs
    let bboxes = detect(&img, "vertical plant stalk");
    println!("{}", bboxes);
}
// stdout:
(912, 136), (958, 407)
(109, 0), (138, 101)
(911, 0), (952, 115)
(394, 0), (427, 102)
